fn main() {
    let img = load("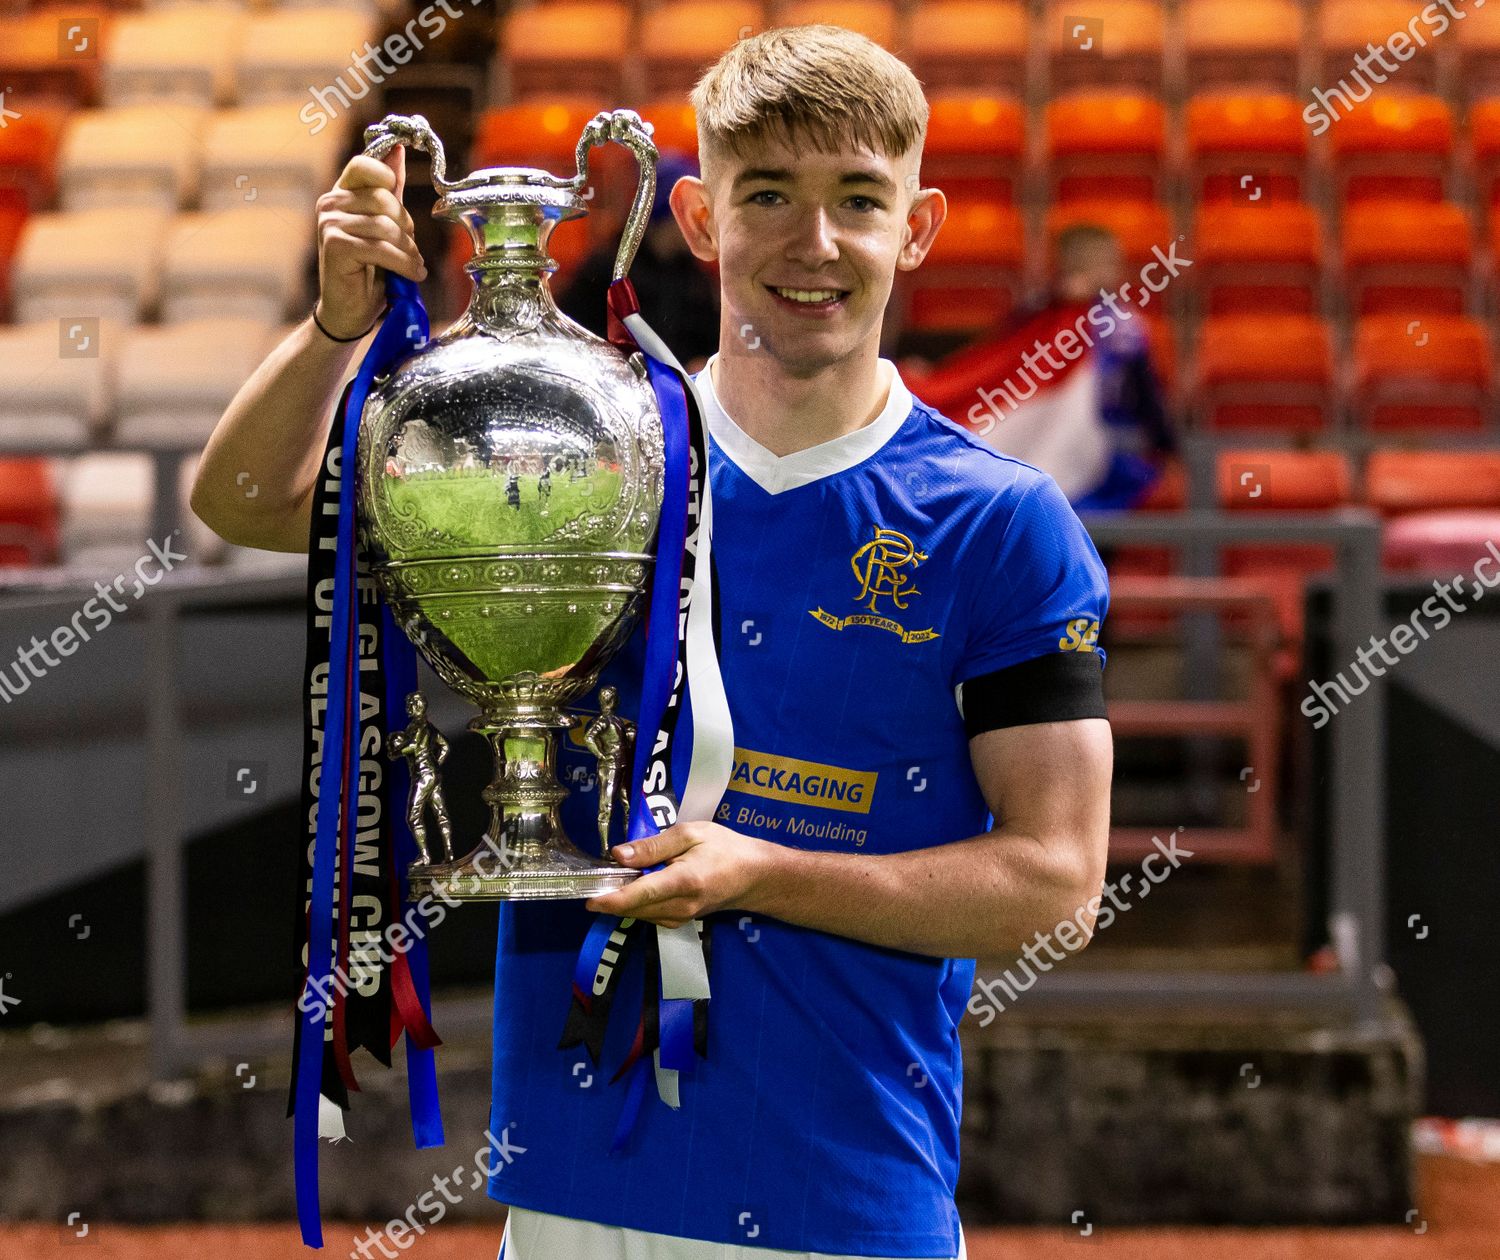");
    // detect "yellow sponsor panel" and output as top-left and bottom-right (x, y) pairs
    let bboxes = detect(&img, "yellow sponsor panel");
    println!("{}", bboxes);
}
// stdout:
(727, 745), (877, 815)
